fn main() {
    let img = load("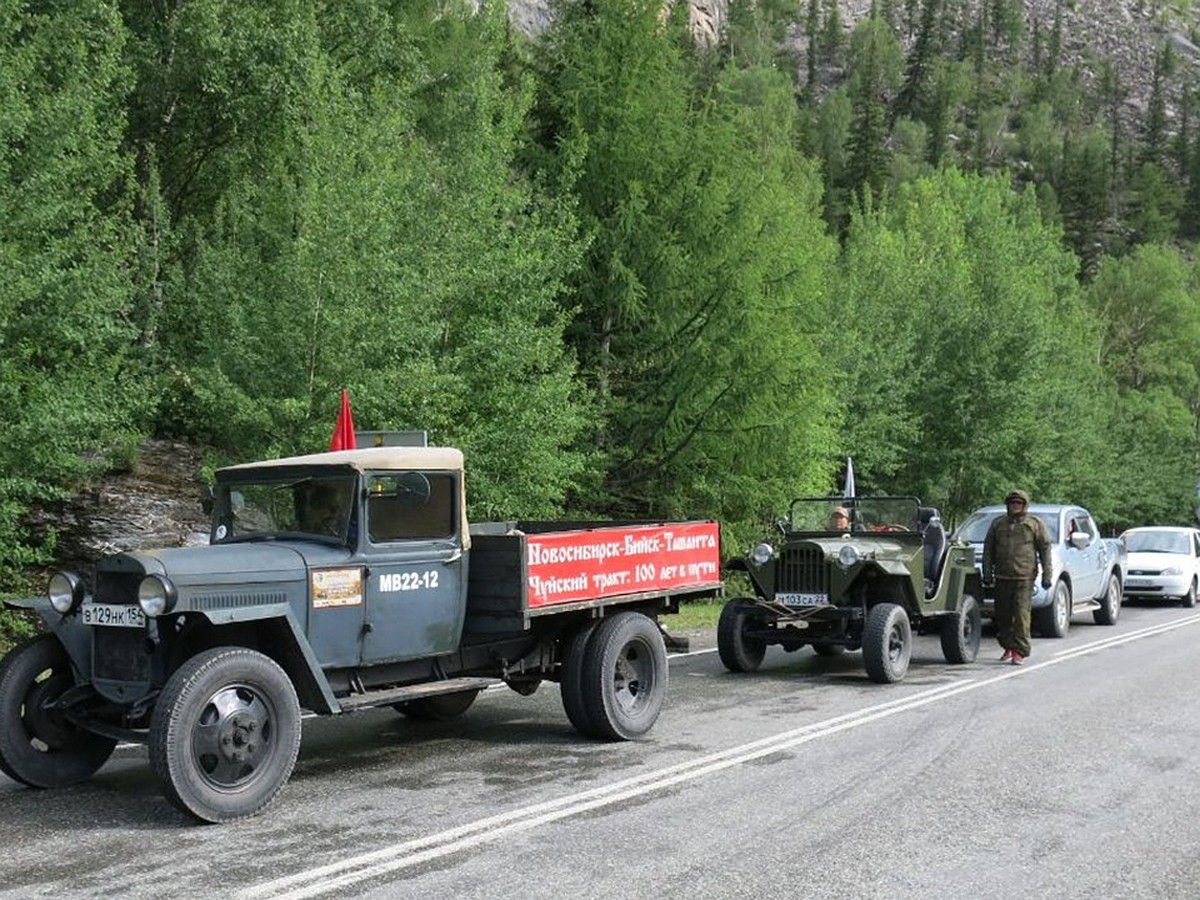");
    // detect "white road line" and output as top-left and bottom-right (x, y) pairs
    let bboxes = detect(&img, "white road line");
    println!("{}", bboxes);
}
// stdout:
(238, 611), (1200, 900)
